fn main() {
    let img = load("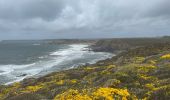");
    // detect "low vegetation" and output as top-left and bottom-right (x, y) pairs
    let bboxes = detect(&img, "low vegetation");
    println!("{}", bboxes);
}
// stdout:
(0, 39), (170, 100)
